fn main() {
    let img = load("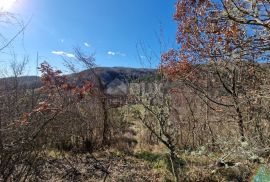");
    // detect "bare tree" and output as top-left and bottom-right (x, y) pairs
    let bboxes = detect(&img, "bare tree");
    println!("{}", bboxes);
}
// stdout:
(64, 48), (111, 145)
